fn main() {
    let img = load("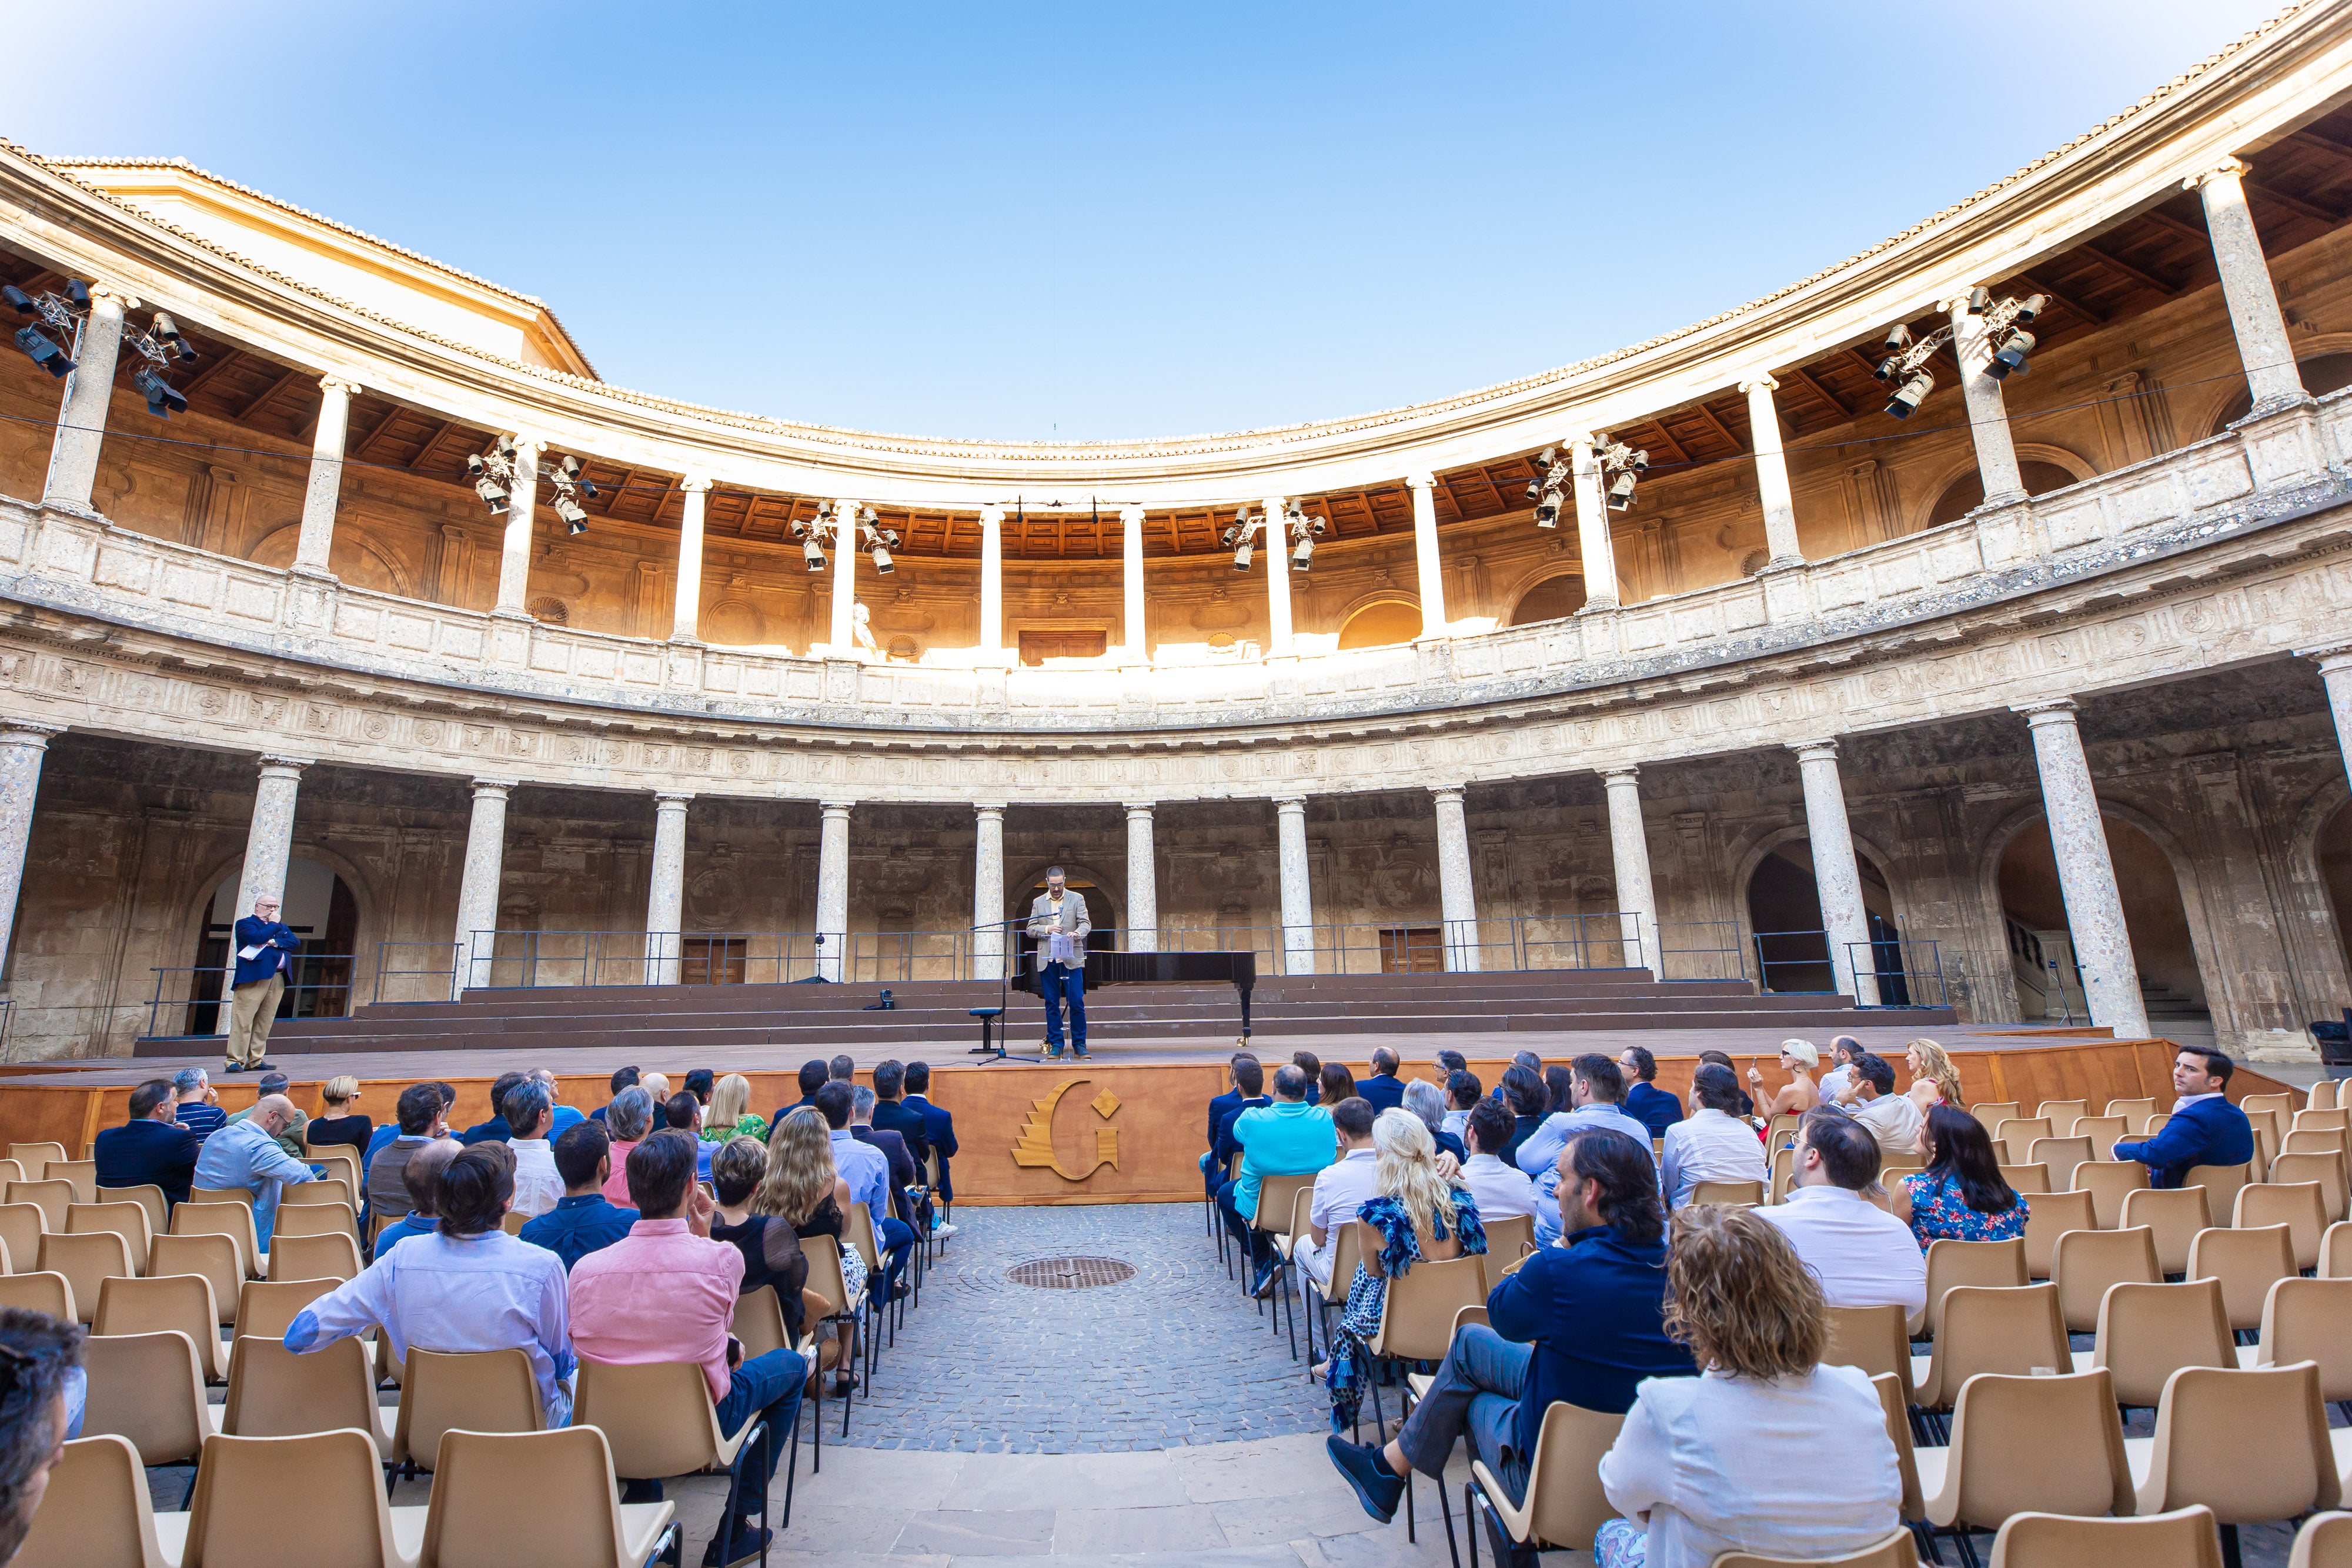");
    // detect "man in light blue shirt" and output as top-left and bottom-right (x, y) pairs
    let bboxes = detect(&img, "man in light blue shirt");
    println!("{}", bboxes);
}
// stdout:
(191, 1093), (318, 1248)
(1522, 1057), (1656, 1245)
(817, 1081), (909, 1304)
(1220, 1064), (1336, 1296)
